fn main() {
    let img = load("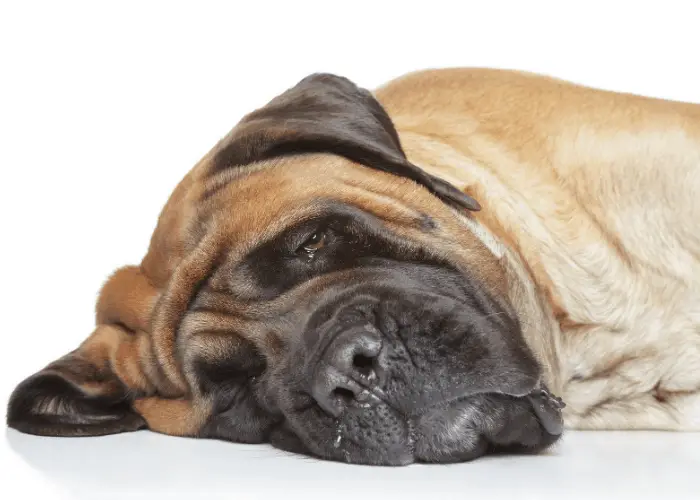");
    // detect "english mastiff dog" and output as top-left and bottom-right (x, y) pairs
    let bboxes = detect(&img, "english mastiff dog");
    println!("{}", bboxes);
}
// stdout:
(8, 69), (700, 465)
